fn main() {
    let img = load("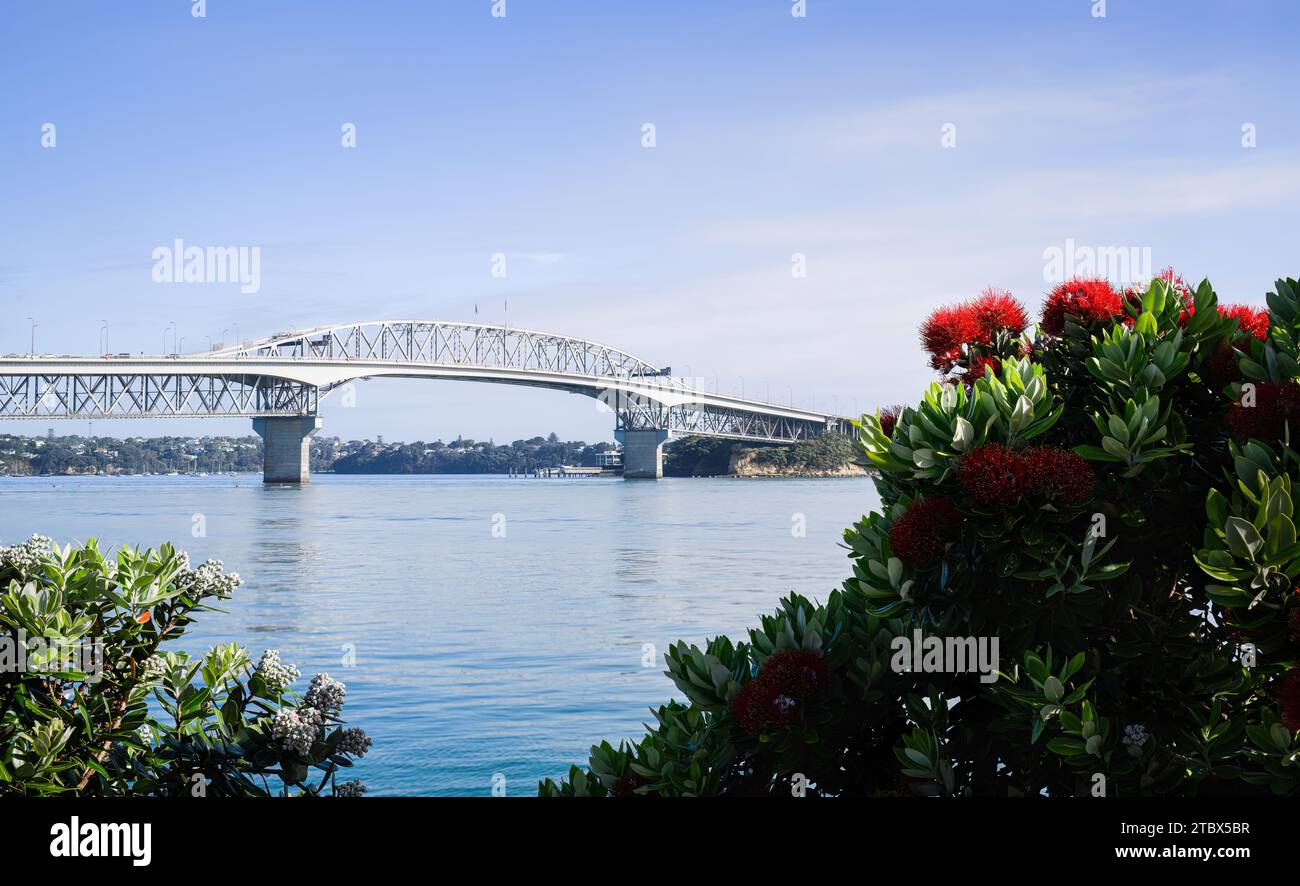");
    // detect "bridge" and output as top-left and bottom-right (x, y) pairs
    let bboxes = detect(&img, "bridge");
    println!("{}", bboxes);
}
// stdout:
(0, 321), (851, 482)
